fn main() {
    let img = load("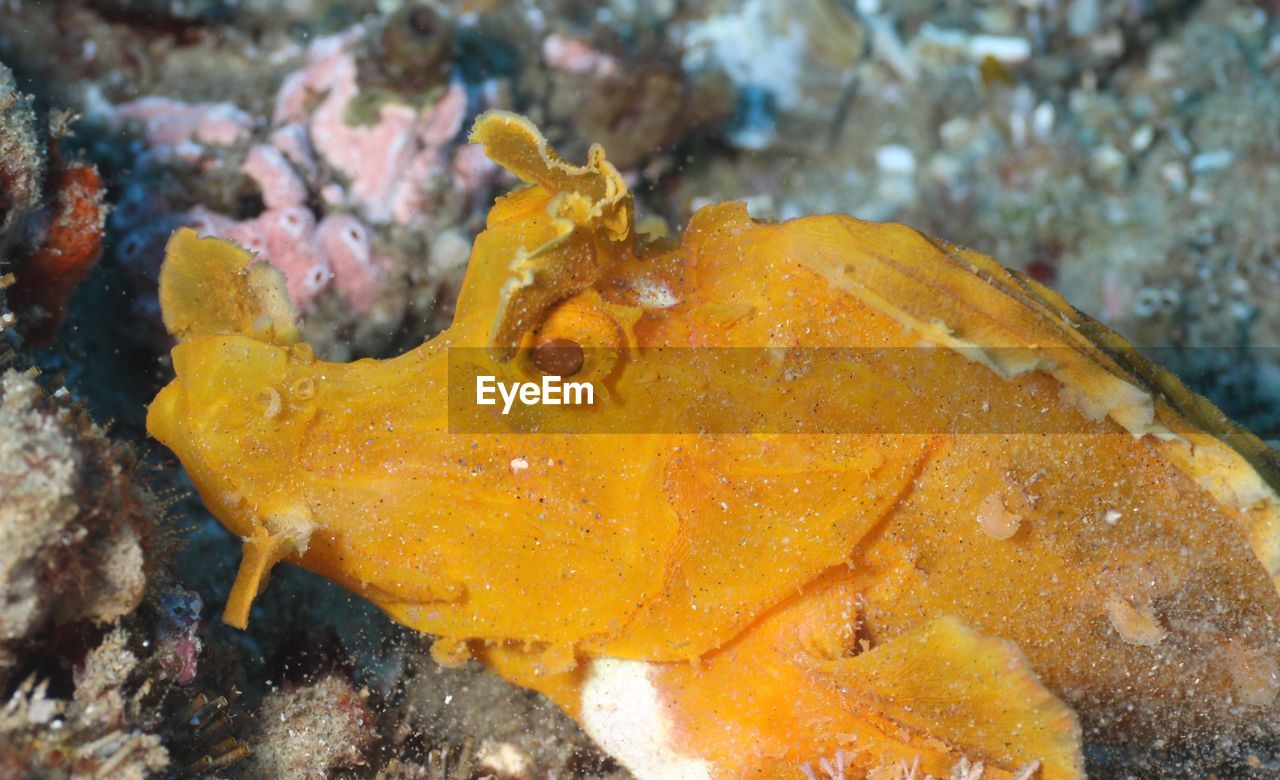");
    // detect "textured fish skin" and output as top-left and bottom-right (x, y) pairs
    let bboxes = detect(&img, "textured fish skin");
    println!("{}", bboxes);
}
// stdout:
(147, 111), (1280, 779)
